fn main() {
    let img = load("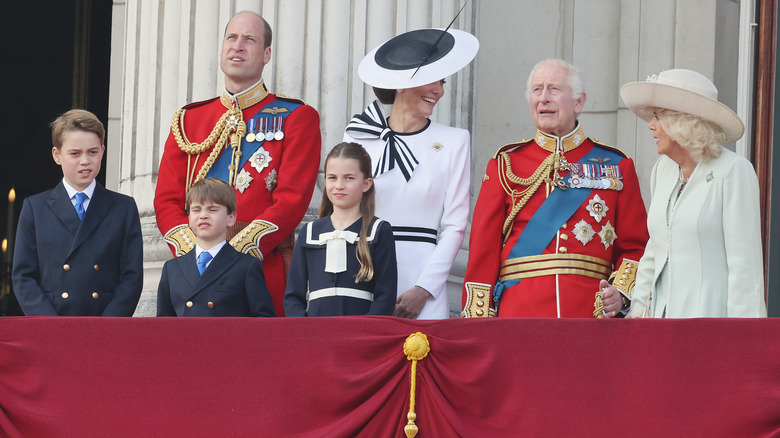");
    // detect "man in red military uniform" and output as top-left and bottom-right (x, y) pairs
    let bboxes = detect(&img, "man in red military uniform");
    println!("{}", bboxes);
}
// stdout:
(154, 11), (321, 317)
(462, 59), (648, 318)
